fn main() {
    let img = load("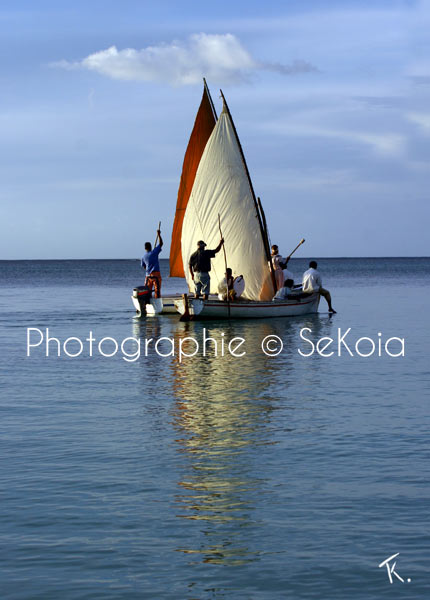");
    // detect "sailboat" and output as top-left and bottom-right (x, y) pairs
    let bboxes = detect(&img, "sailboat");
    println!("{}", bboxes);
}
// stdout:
(133, 80), (320, 318)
